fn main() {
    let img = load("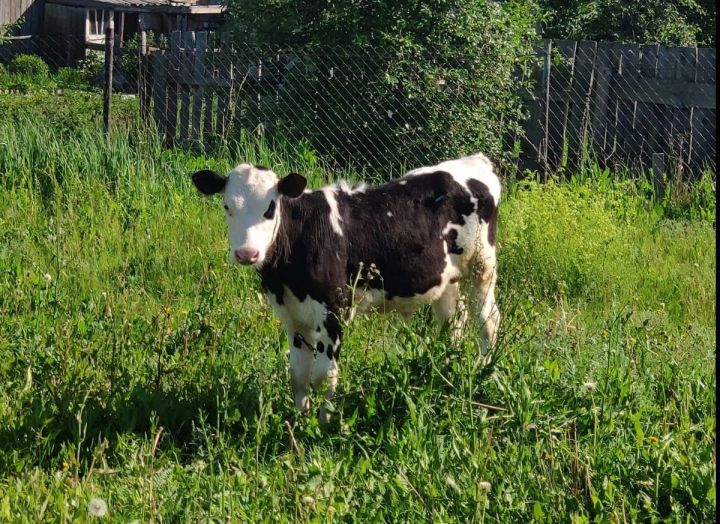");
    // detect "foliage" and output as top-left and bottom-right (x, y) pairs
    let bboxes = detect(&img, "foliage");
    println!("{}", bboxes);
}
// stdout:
(0, 19), (21, 45)
(0, 115), (715, 522)
(223, 0), (541, 173)
(0, 91), (139, 134)
(539, 0), (716, 46)
(7, 54), (50, 81)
